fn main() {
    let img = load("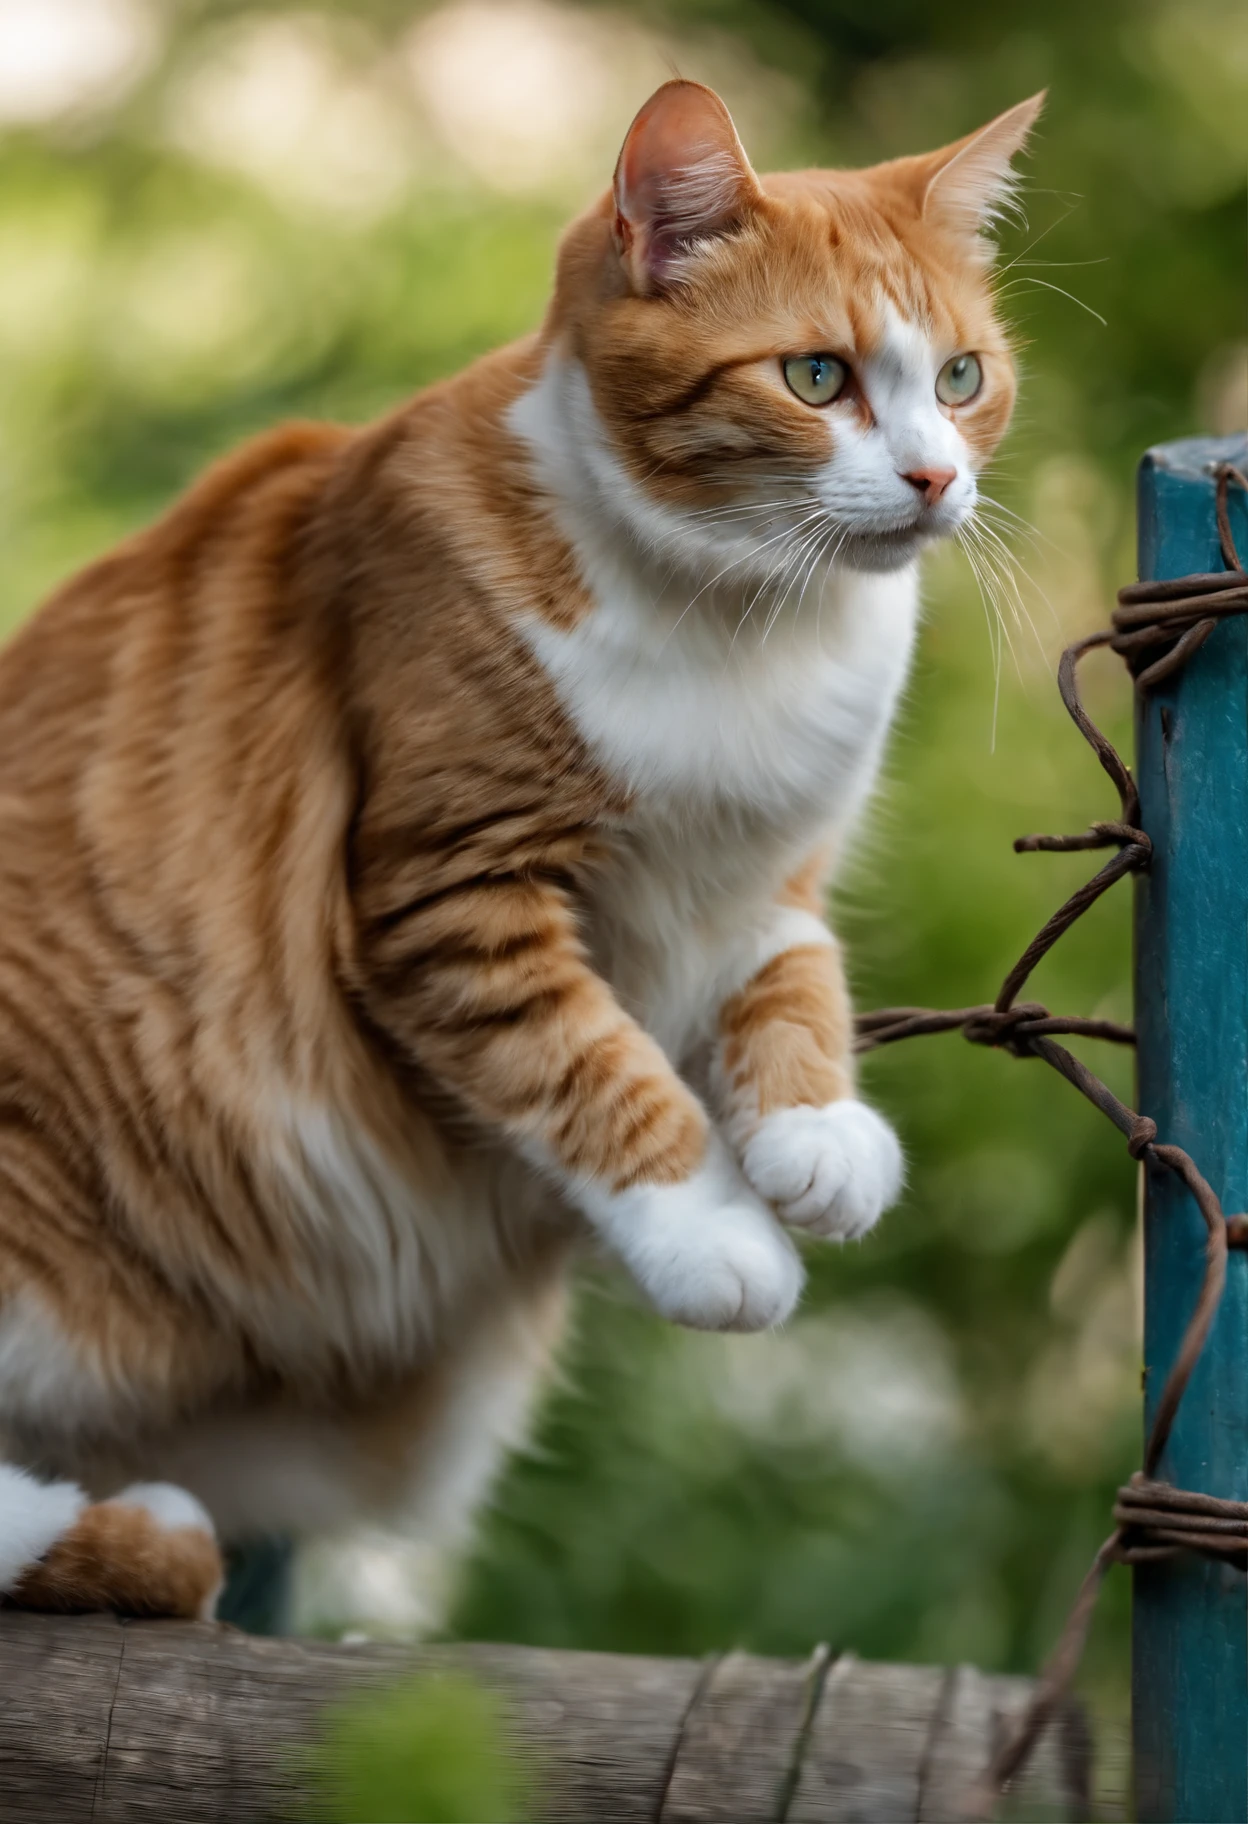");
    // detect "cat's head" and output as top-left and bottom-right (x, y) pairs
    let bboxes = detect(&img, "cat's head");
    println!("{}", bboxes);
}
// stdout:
(540, 80), (1042, 579)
